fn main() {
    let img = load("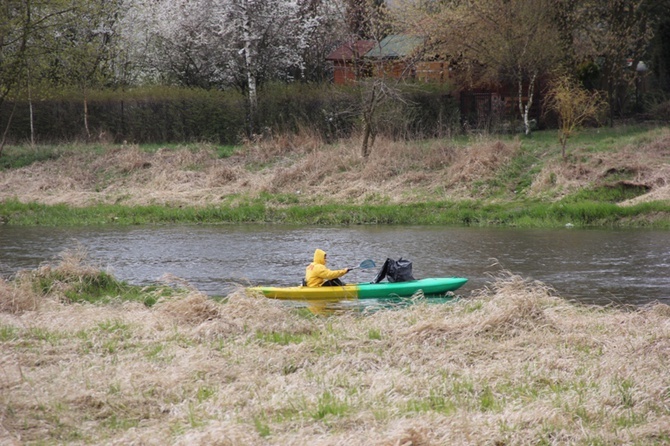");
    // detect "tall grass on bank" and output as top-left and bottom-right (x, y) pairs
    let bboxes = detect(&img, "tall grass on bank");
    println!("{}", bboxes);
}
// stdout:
(1, 198), (669, 228)
(1, 126), (668, 228)
(1, 246), (174, 311)
(2, 253), (670, 445)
